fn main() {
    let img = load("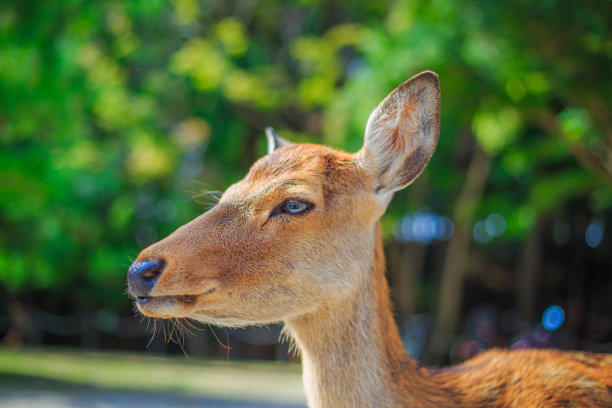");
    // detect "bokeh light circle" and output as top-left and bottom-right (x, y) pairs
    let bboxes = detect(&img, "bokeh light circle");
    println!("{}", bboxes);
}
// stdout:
(542, 305), (565, 331)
